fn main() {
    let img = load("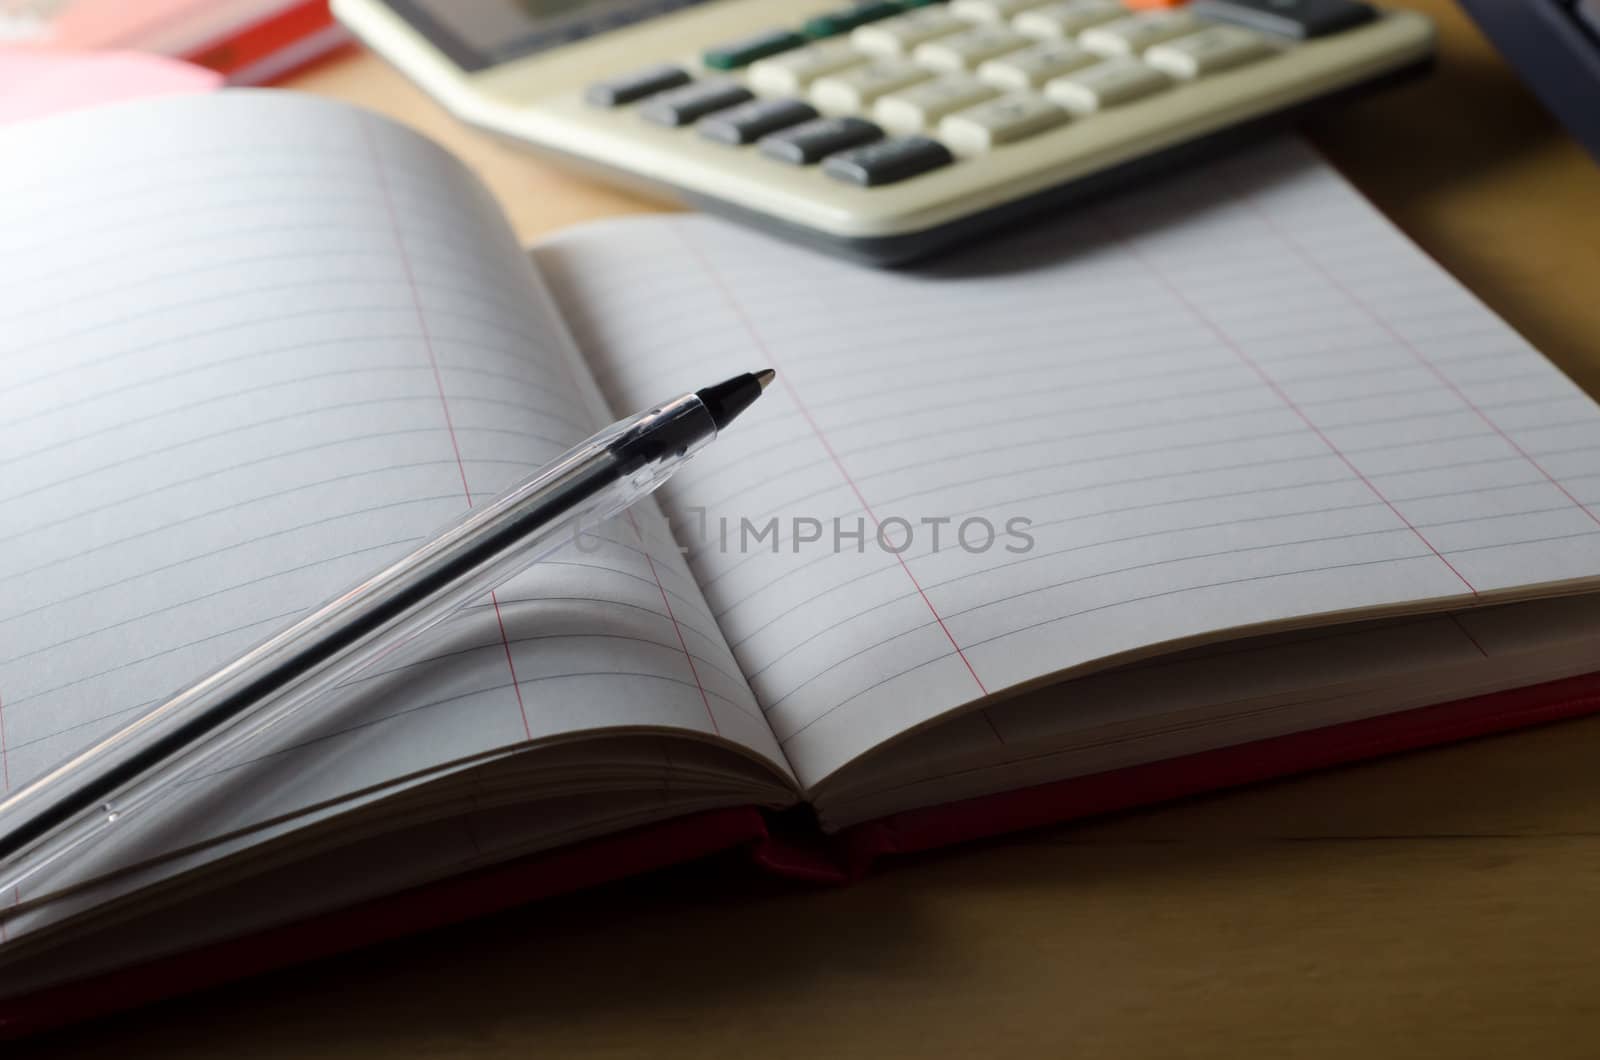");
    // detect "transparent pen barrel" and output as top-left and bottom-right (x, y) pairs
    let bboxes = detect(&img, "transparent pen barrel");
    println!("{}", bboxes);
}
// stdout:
(0, 395), (714, 899)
